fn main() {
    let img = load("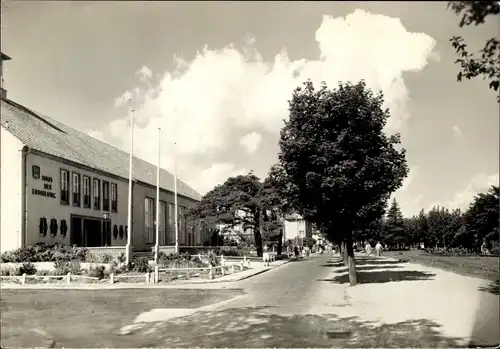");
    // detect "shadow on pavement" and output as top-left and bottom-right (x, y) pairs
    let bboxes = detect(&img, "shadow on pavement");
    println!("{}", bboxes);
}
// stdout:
(105, 306), (463, 348)
(333, 265), (403, 273)
(478, 280), (499, 296)
(319, 270), (436, 284)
